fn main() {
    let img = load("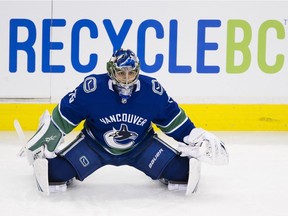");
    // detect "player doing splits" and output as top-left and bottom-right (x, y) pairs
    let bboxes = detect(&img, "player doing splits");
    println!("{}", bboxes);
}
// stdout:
(18, 48), (228, 195)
